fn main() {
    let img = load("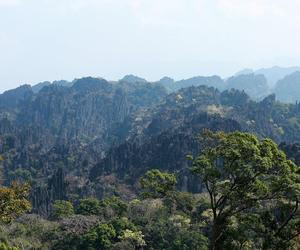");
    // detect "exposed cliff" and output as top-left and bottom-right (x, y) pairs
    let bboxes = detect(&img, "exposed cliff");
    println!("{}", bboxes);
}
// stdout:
(1, 80), (300, 216)
(90, 86), (300, 193)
